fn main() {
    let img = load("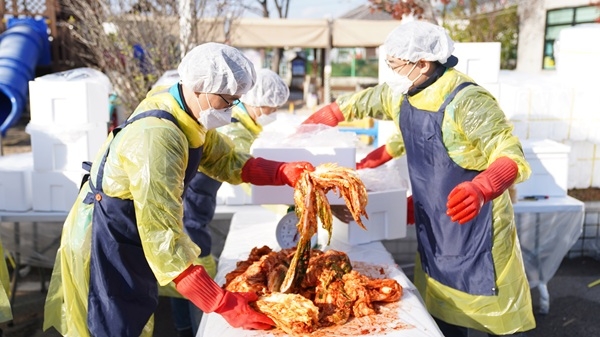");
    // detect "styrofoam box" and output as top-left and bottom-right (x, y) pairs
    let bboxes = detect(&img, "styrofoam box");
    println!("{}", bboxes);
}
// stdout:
(331, 188), (407, 245)
(250, 147), (356, 205)
(0, 152), (33, 211)
(28, 122), (107, 172)
(555, 24), (600, 81)
(29, 80), (109, 125)
(32, 171), (85, 212)
(452, 42), (501, 84)
(516, 139), (570, 198)
(216, 183), (251, 205)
